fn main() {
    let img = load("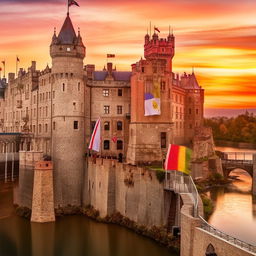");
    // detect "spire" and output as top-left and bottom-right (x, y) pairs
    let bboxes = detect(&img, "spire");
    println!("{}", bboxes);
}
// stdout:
(57, 14), (77, 44)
